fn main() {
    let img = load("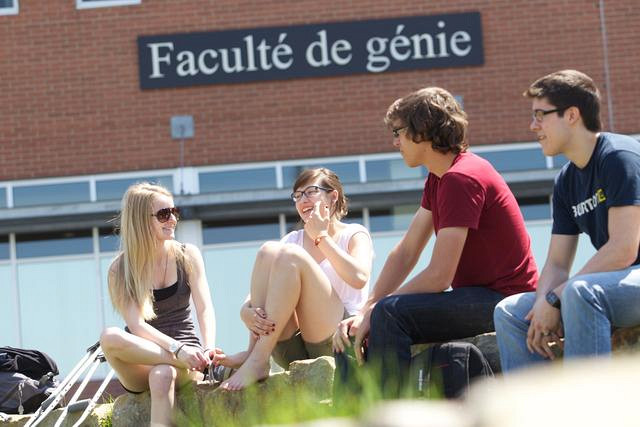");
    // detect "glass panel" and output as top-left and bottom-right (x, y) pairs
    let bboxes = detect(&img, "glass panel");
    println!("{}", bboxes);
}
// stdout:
(18, 259), (102, 377)
(99, 228), (120, 252)
(521, 203), (551, 221)
(13, 182), (90, 207)
(100, 256), (125, 329)
(199, 168), (276, 194)
(0, 265), (19, 346)
(0, 188), (6, 208)
(526, 222), (596, 275)
(366, 159), (426, 182)
(203, 218), (280, 244)
(203, 245), (261, 354)
(370, 231), (434, 283)
(476, 148), (547, 172)
(0, 235), (8, 259)
(282, 162), (360, 186)
(96, 176), (174, 201)
(0, 0), (15, 8)
(16, 230), (93, 258)
(369, 205), (417, 232)
(553, 154), (570, 168)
